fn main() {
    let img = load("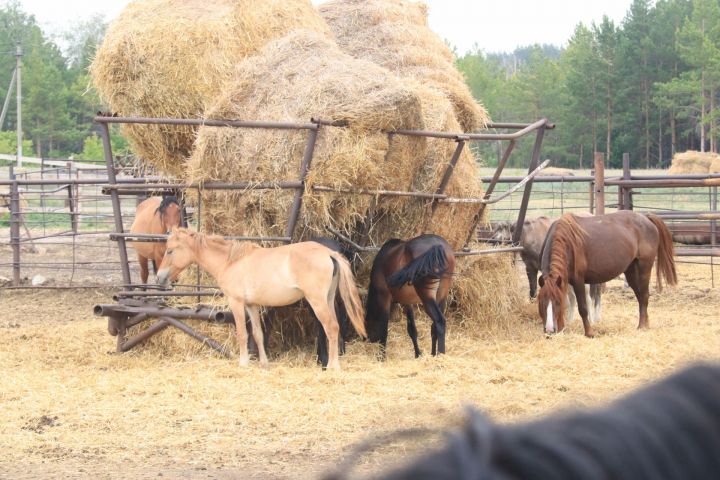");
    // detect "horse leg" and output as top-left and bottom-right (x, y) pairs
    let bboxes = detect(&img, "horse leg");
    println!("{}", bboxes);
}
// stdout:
(138, 255), (149, 285)
(229, 299), (249, 366)
(573, 282), (594, 338)
(420, 295), (447, 355)
(403, 305), (421, 358)
(625, 260), (652, 329)
(590, 284), (602, 323)
(566, 286), (577, 324)
(527, 264), (539, 299)
(151, 259), (158, 275)
(245, 305), (268, 368)
(307, 296), (341, 370)
(316, 317), (329, 368)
